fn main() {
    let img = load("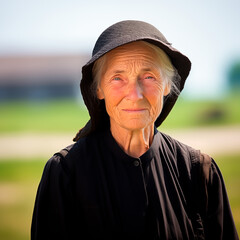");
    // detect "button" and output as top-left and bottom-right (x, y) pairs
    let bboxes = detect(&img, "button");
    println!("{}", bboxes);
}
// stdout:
(133, 160), (140, 167)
